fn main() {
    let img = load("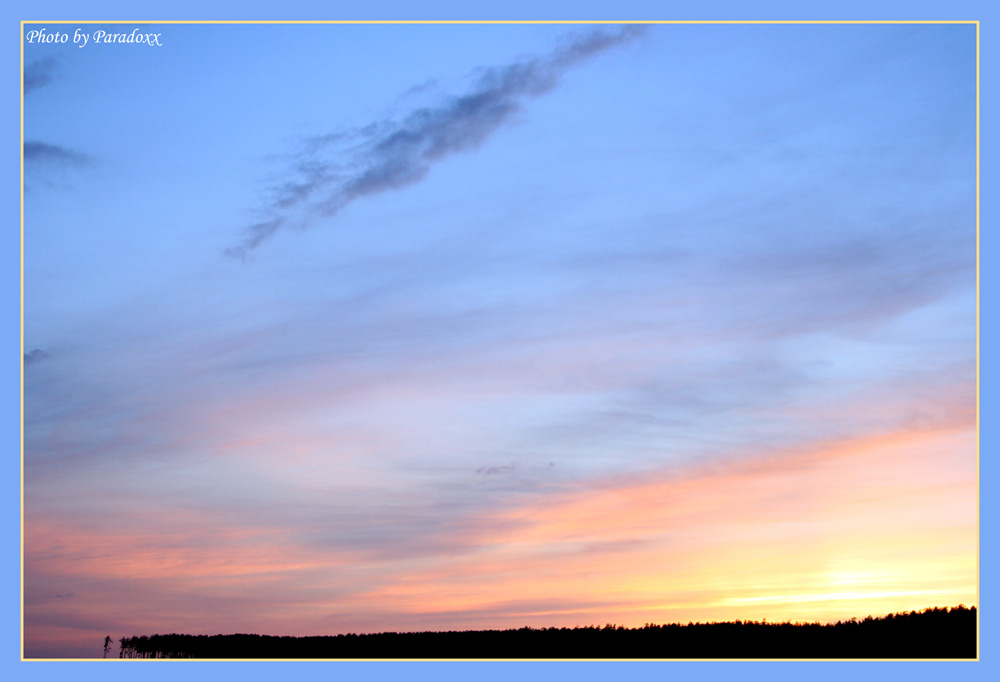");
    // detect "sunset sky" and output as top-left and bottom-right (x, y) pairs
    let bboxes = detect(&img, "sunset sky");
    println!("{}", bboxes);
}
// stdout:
(21, 21), (977, 660)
